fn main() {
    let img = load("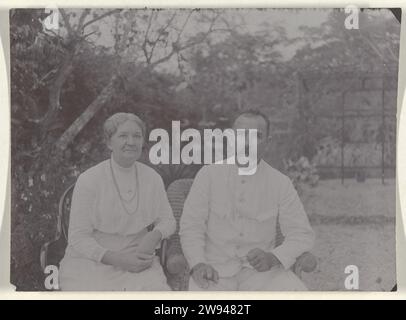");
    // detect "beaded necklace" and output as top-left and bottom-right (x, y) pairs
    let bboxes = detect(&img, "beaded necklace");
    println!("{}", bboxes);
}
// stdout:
(109, 158), (139, 215)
